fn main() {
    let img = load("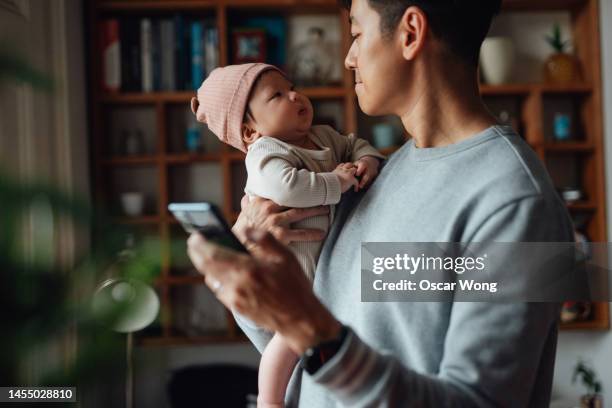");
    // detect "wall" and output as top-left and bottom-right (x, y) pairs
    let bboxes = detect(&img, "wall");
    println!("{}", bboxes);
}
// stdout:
(551, 0), (612, 405)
